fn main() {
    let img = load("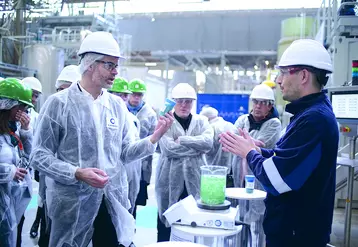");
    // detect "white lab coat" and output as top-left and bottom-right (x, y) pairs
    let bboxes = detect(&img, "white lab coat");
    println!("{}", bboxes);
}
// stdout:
(205, 117), (237, 169)
(30, 83), (157, 247)
(0, 127), (32, 247)
(125, 113), (142, 213)
(156, 114), (214, 226)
